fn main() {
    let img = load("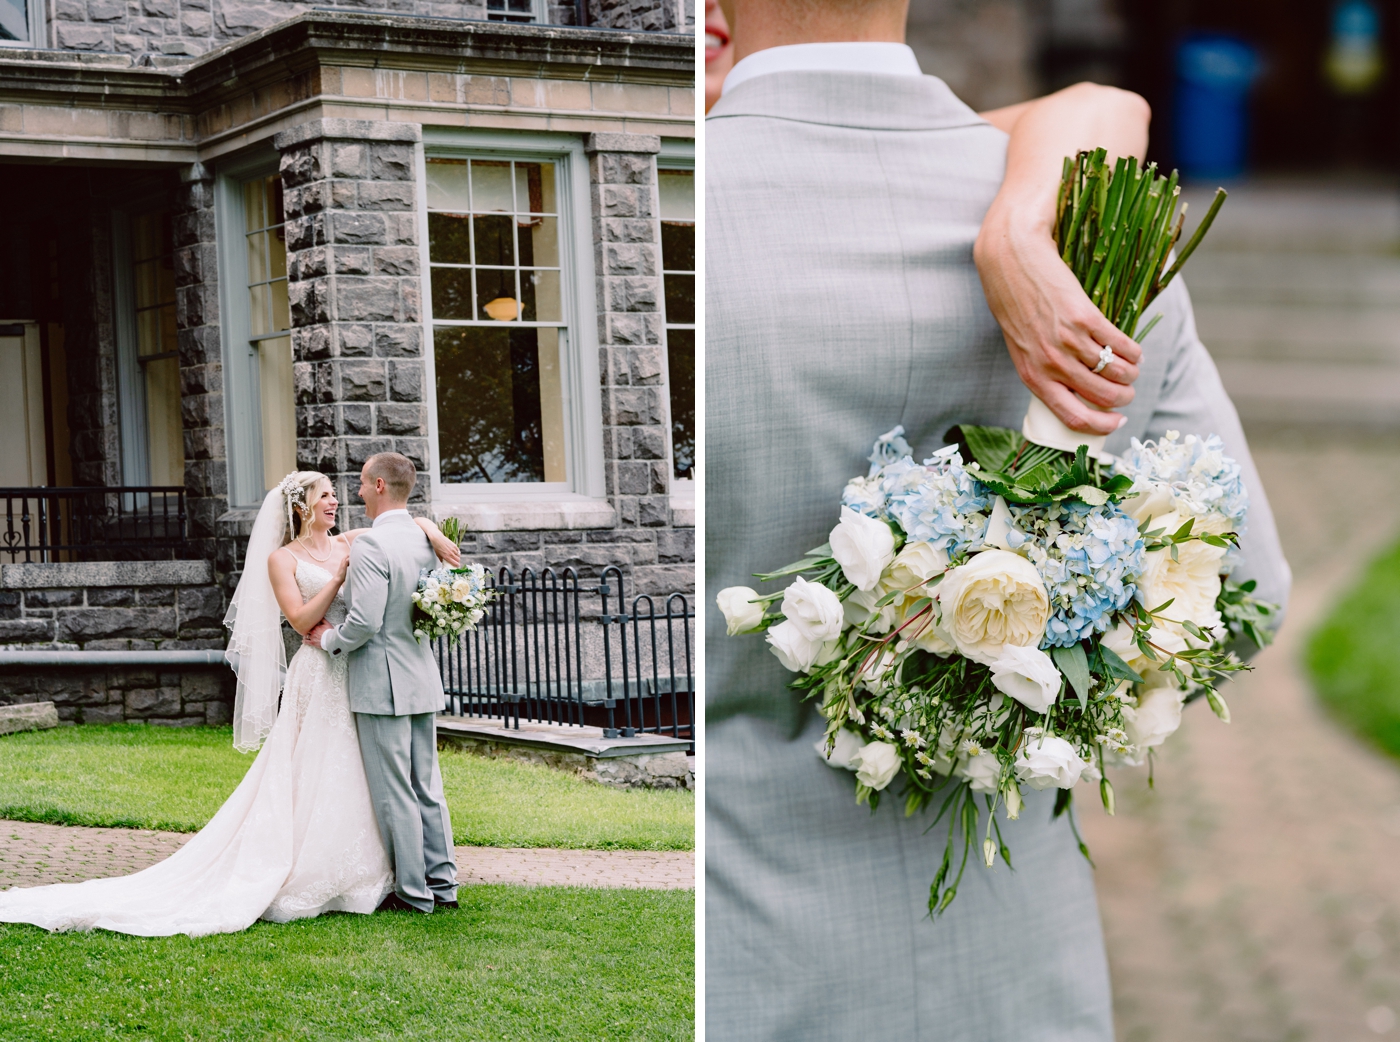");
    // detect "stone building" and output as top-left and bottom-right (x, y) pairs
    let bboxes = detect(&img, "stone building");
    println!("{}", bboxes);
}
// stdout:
(0, 4), (695, 726)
